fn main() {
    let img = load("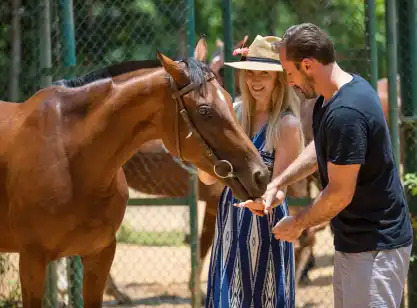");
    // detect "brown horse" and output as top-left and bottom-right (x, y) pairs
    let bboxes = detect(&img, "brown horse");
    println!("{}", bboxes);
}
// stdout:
(0, 37), (272, 307)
